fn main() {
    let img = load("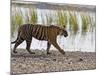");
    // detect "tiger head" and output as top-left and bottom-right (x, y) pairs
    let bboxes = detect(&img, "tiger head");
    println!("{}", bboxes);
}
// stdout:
(58, 25), (68, 37)
(59, 28), (68, 37)
(61, 29), (68, 37)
